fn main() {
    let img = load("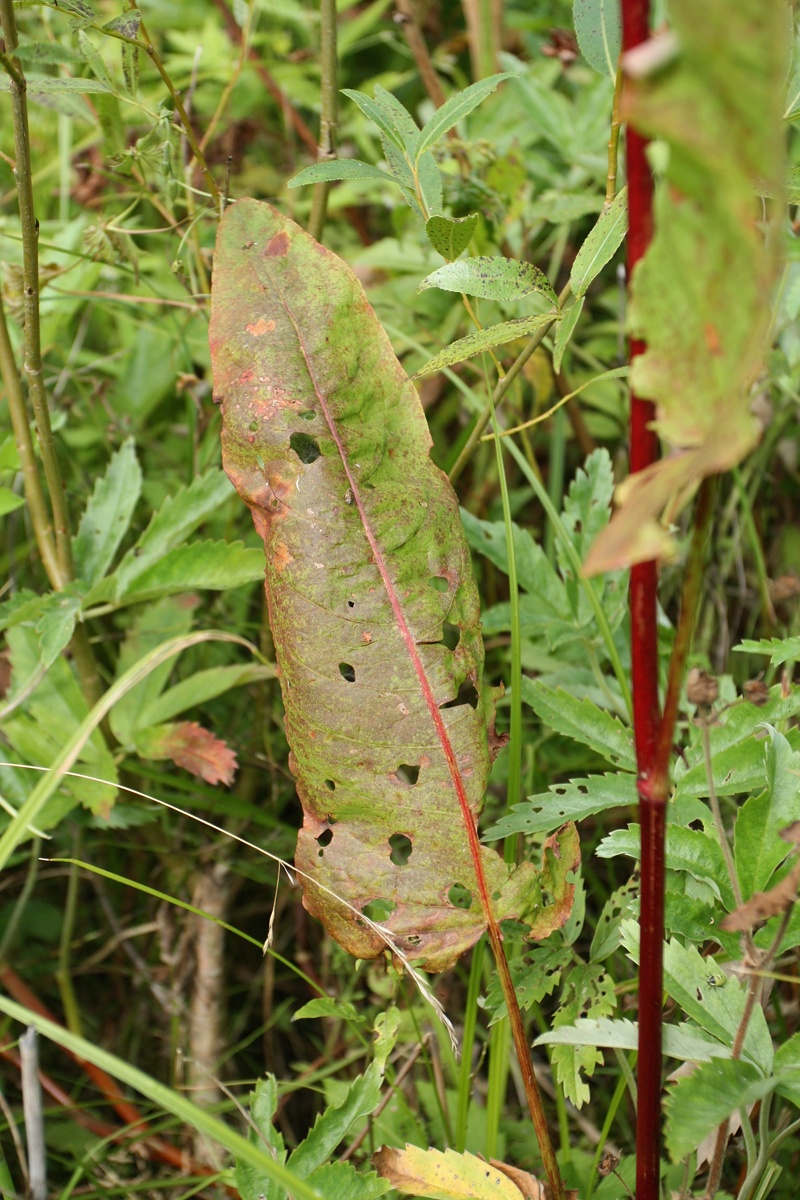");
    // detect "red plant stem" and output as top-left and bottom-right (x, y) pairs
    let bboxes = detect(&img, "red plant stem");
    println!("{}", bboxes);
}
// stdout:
(620, 3), (663, 1198)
